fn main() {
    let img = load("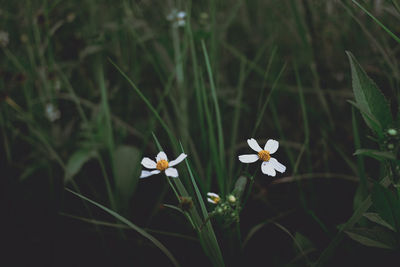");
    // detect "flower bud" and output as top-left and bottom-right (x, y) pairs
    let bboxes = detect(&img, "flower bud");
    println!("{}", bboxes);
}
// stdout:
(387, 128), (397, 136)
(179, 196), (193, 212)
(227, 195), (236, 204)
